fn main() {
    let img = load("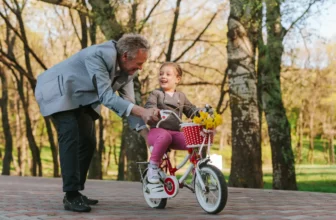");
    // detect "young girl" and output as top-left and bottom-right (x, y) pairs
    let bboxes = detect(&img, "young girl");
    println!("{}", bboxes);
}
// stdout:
(144, 62), (198, 183)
